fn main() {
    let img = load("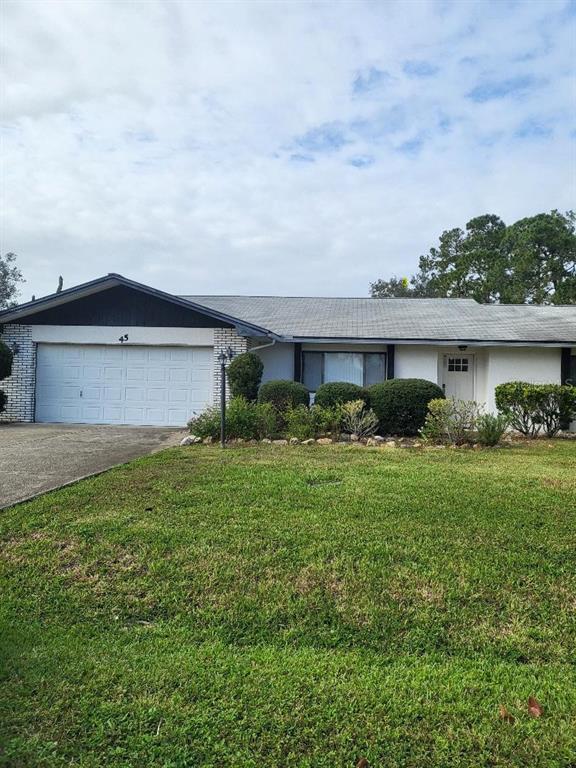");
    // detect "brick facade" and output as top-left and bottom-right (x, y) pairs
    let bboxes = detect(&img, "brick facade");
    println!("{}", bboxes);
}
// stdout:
(0, 324), (36, 423)
(213, 328), (249, 405)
